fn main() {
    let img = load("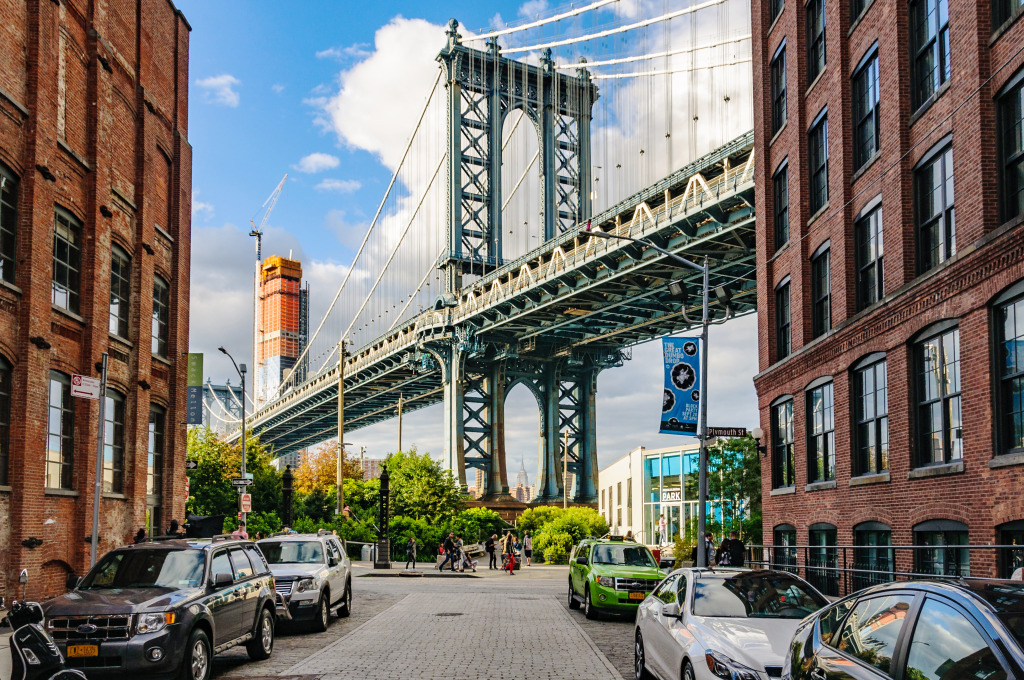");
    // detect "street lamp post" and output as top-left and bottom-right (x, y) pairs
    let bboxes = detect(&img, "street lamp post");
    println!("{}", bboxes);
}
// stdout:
(219, 347), (247, 527)
(588, 227), (713, 567)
